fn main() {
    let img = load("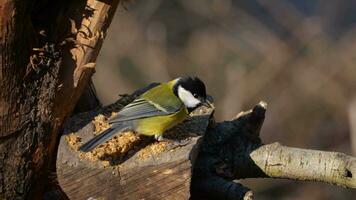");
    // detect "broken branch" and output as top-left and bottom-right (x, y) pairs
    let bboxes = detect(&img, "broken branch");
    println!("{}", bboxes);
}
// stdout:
(250, 142), (356, 188)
